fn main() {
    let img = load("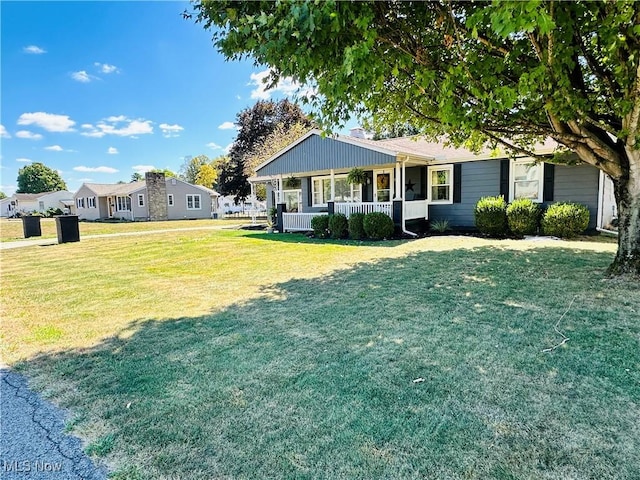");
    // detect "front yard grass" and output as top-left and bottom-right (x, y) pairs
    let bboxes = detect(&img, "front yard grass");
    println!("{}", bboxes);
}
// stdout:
(1, 231), (638, 479)
(0, 217), (248, 242)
